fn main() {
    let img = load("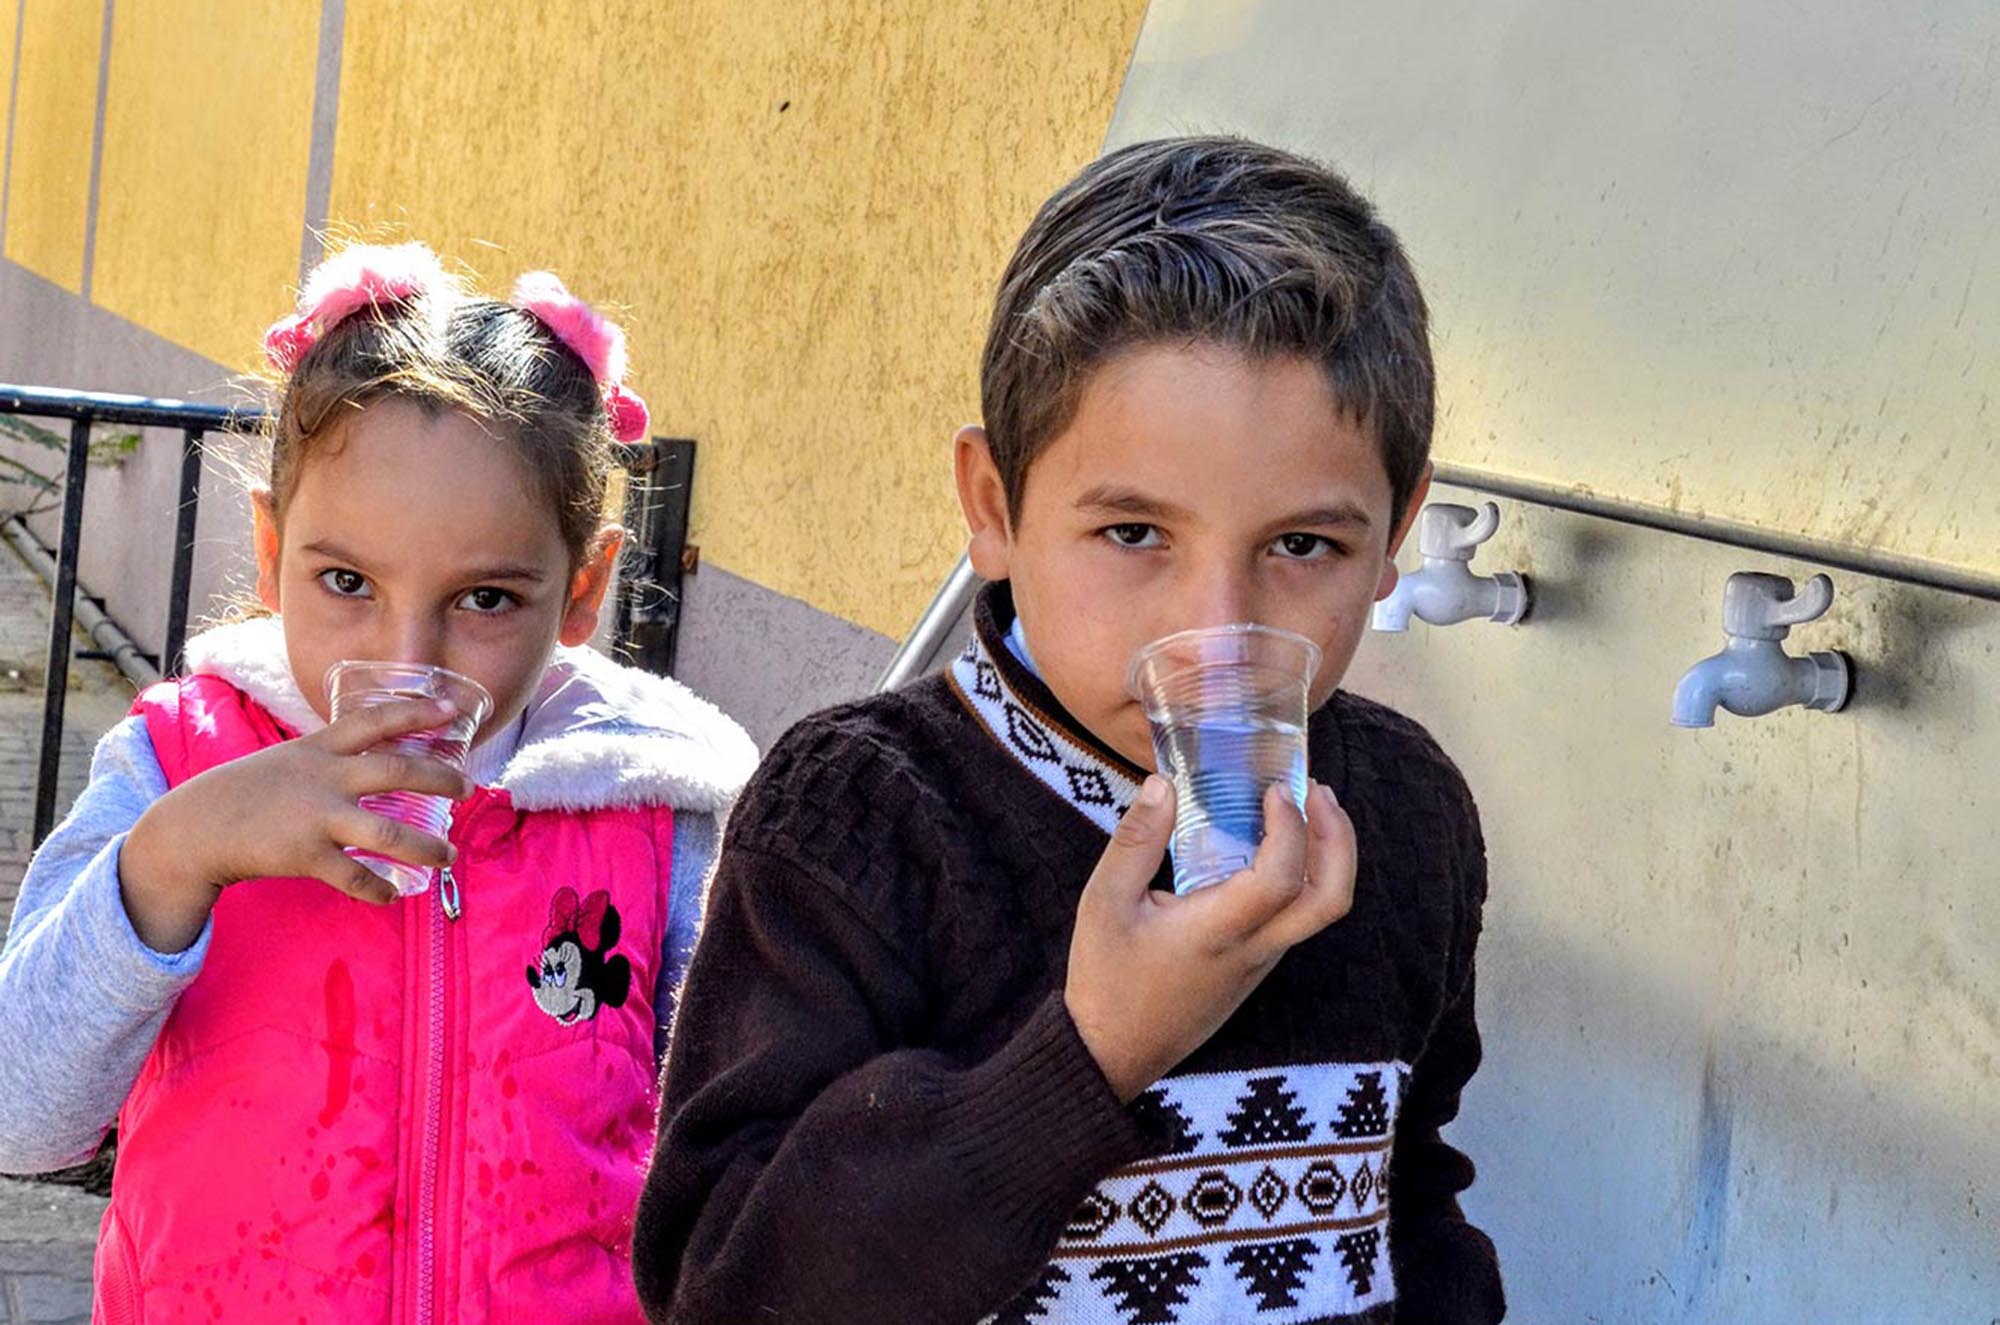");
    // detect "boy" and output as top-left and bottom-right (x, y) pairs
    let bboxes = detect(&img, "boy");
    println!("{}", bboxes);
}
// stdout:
(634, 136), (1504, 1324)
